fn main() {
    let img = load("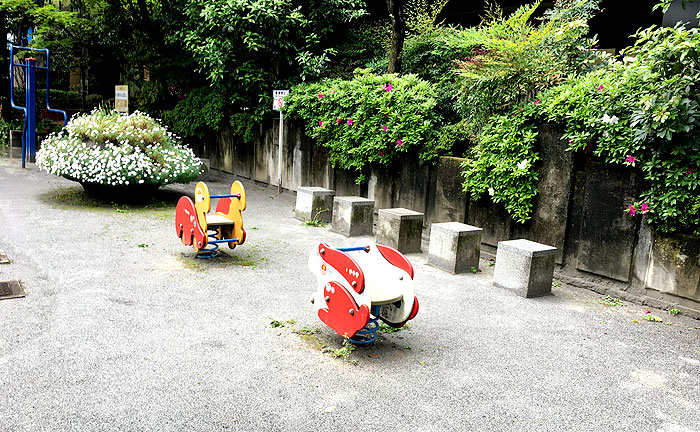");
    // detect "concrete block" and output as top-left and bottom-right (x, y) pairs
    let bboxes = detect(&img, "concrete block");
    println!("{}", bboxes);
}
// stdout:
(376, 208), (424, 253)
(332, 196), (375, 237)
(493, 239), (557, 298)
(295, 187), (335, 223)
(428, 222), (482, 273)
